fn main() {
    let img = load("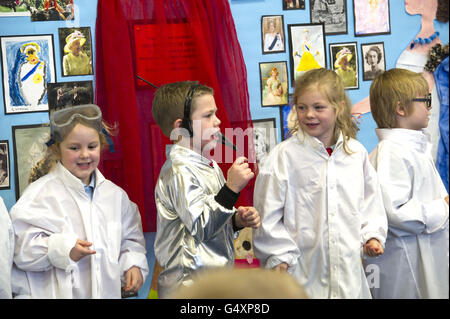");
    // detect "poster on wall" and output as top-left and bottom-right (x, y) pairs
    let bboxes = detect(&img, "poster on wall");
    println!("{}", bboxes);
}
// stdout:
(261, 15), (286, 54)
(361, 42), (385, 81)
(259, 61), (289, 107)
(1, 34), (55, 114)
(47, 80), (93, 114)
(58, 27), (93, 76)
(288, 23), (326, 86)
(12, 124), (51, 200)
(0, 140), (10, 190)
(252, 118), (277, 165)
(310, 0), (347, 35)
(30, 0), (75, 22)
(0, 1), (30, 16)
(282, 0), (305, 10)
(329, 42), (359, 90)
(353, 0), (390, 36)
